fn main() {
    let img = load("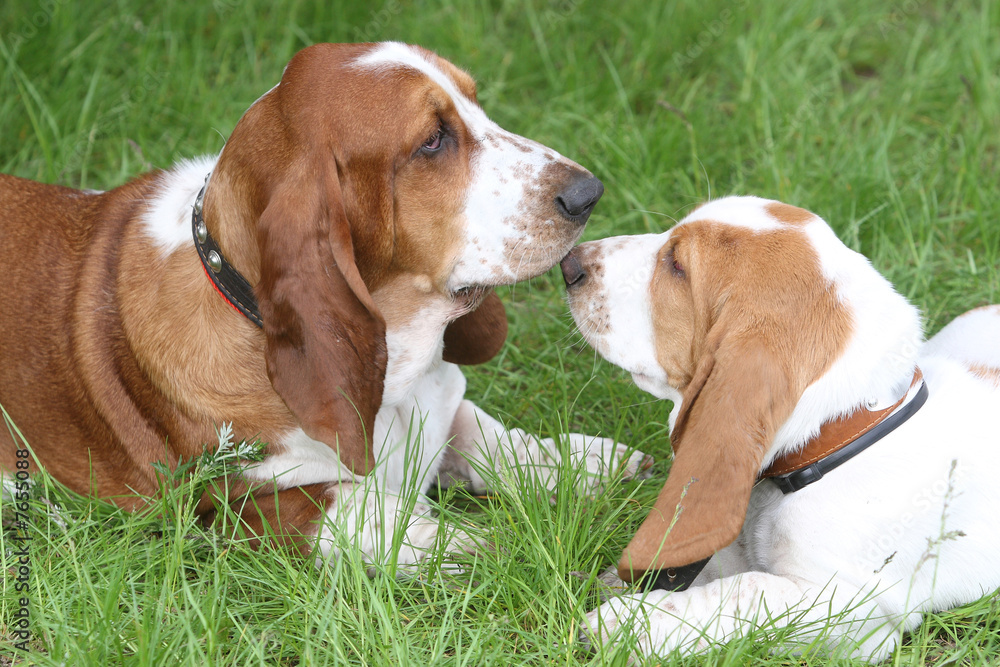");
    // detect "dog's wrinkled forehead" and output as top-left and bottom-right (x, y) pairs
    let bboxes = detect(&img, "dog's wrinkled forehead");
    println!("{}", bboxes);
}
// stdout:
(352, 41), (492, 139)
